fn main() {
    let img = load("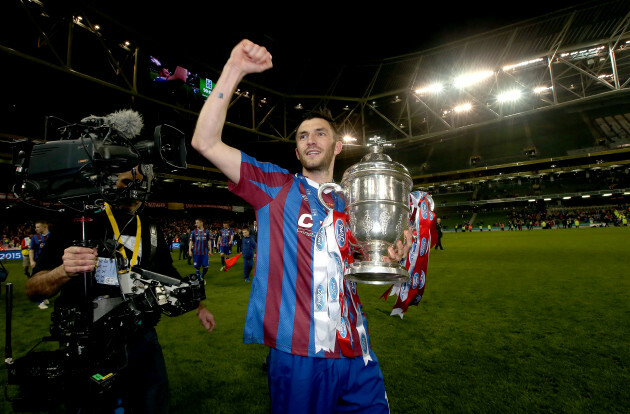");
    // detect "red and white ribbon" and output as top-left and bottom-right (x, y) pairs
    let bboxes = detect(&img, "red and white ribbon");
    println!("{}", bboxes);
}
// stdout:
(313, 208), (372, 365)
(382, 191), (437, 318)
(313, 209), (346, 354)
